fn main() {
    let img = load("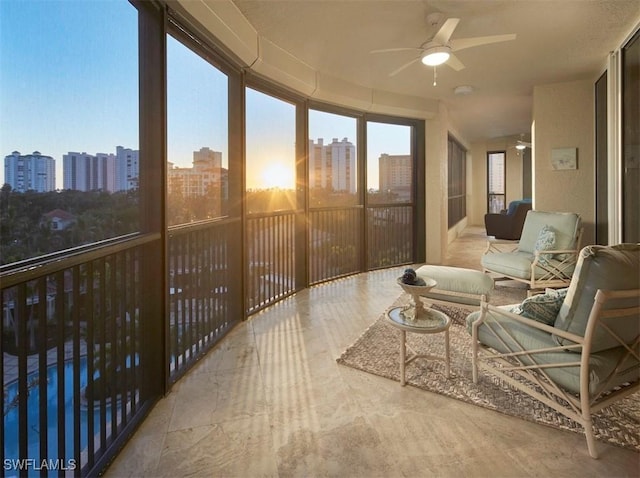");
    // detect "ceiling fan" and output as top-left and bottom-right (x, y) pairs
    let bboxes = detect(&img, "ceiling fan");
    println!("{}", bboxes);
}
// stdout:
(371, 13), (516, 79)
(515, 134), (532, 150)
